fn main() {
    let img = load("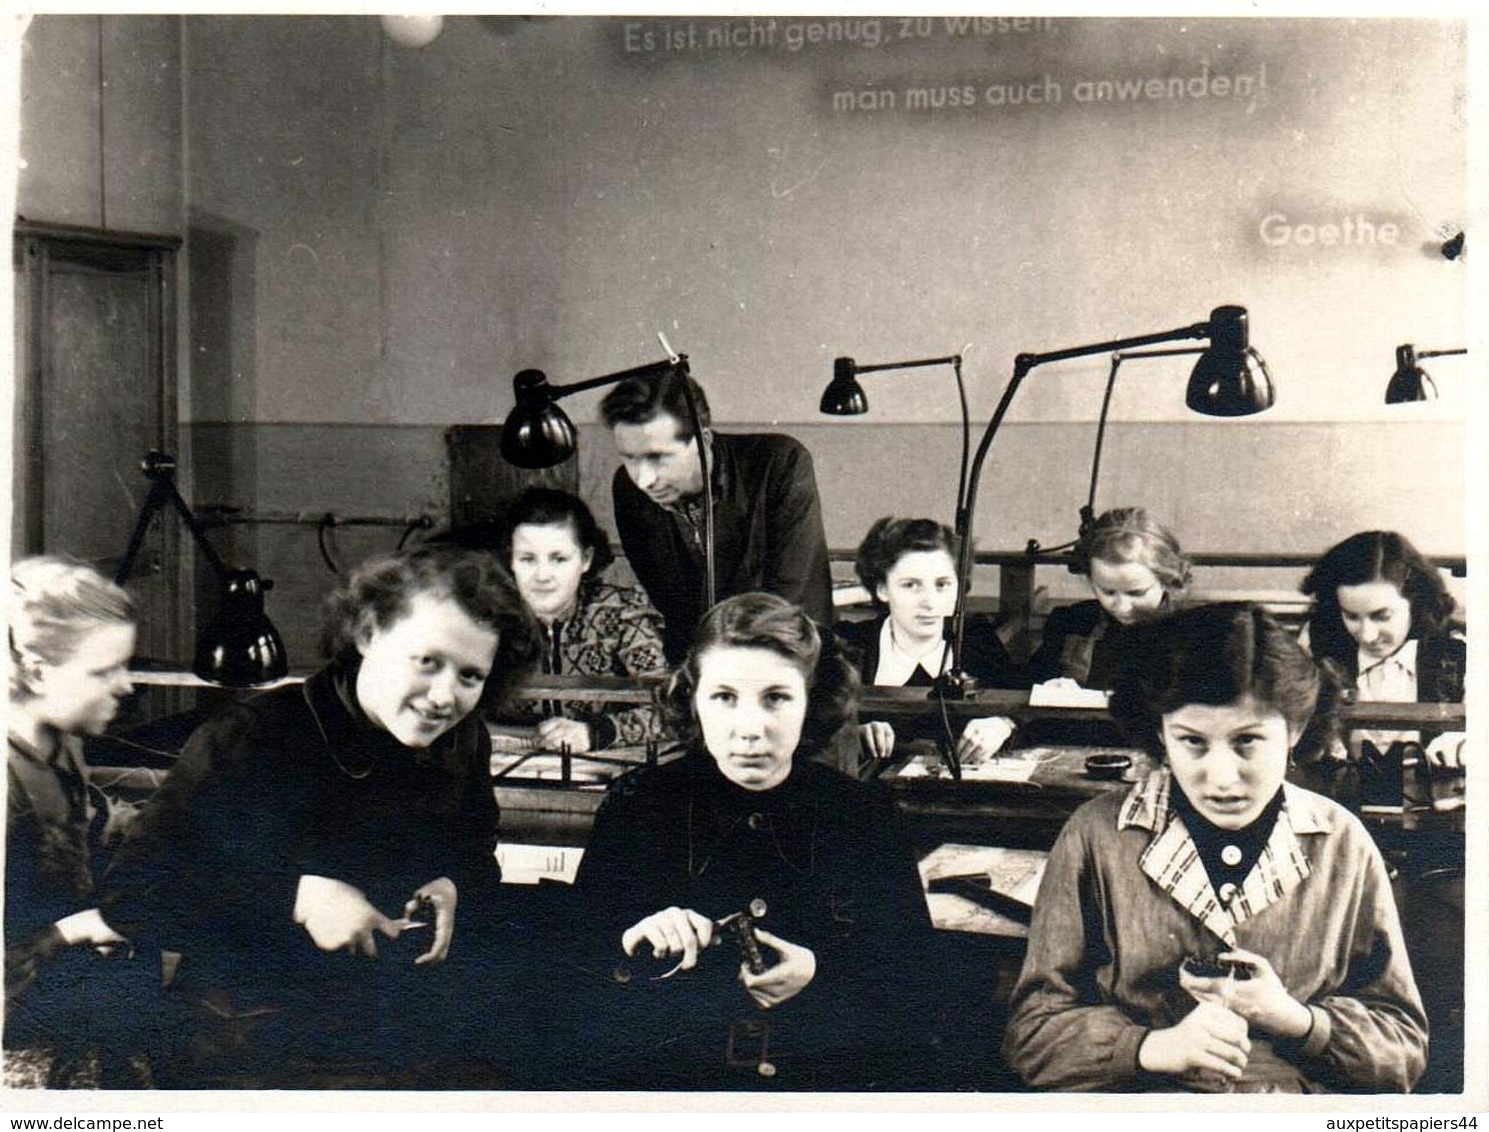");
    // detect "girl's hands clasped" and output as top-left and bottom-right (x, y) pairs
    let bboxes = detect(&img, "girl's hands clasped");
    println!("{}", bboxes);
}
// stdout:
(1137, 1000), (1251, 1085)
